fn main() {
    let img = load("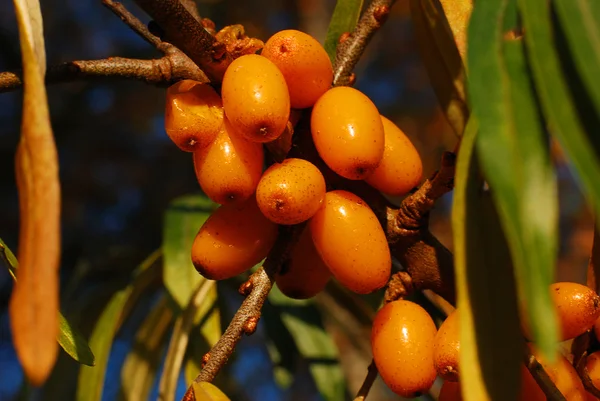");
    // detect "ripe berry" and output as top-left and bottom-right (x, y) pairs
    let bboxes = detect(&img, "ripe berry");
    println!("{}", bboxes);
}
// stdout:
(311, 87), (385, 180)
(164, 80), (224, 152)
(371, 300), (437, 398)
(549, 282), (600, 341)
(585, 351), (600, 393)
(255, 158), (326, 225)
(434, 309), (460, 381)
(309, 190), (391, 294)
(191, 197), (278, 280)
(275, 227), (331, 299)
(261, 29), (333, 109)
(439, 381), (462, 401)
(365, 116), (423, 196)
(193, 118), (264, 205)
(221, 54), (290, 143)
